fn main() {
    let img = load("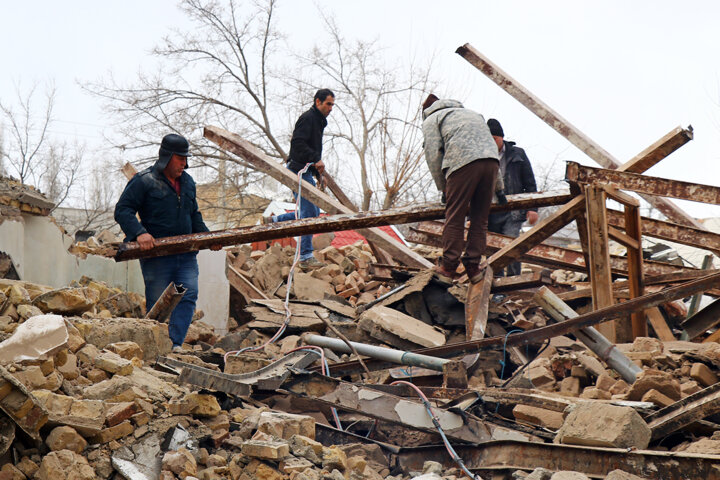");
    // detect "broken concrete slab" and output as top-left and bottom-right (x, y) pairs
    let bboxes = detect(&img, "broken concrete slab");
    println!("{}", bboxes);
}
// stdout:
(75, 317), (171, 360)
(554, 403), (651, 449)
(256, 411), (315, 440)
(358, 305), (446, 349)
(0, 314), (68, 364)
(32, 287), (99, 315)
